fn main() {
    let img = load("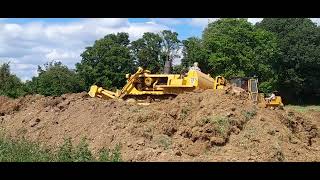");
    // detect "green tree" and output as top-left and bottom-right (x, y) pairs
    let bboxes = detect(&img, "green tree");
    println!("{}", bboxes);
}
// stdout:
(30, 61), (85, 96)
(181, 37), (209, 72)
(171, 64), (186, 74)
(160, 30), (181, 74)
(0, 62), (26, 98)
(257, 18), (320, 104)
(202, 18), (280, 92)
(131, 32), (163, 73)
(76, 33), (135, 89)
